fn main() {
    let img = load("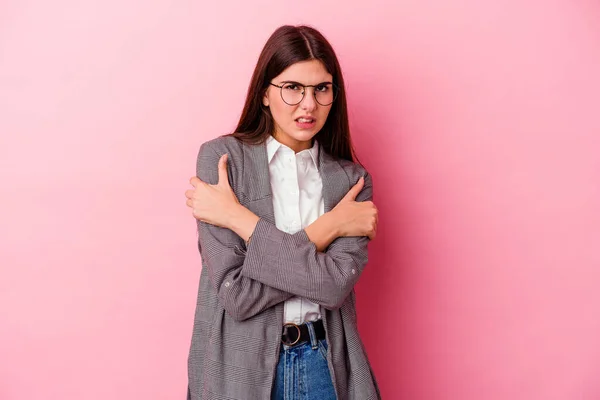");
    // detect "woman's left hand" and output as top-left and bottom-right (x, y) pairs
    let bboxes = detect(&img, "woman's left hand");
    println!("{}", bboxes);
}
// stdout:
(185, 153), (240, 228)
